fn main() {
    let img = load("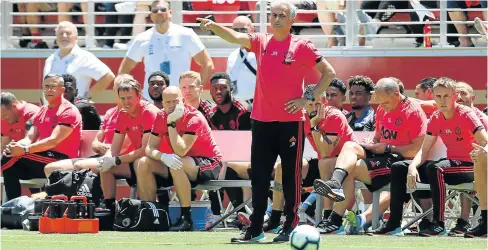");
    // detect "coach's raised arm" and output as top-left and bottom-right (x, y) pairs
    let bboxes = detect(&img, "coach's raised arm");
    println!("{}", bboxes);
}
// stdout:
(200, 0), (336, 243)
